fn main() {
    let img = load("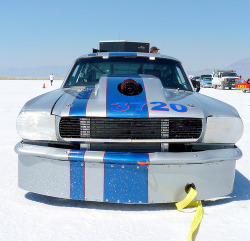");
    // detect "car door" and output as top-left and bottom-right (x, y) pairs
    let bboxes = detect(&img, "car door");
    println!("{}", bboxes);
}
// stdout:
(212, 73), (219, 85)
